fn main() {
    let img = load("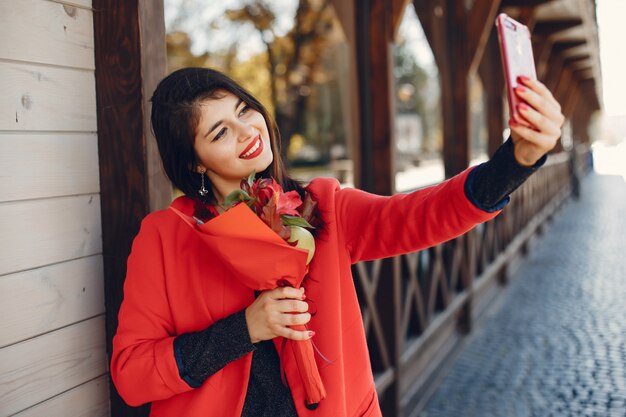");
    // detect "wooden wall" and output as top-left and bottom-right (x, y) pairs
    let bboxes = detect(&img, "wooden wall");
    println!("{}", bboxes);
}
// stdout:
(0, 1), (110, 416)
